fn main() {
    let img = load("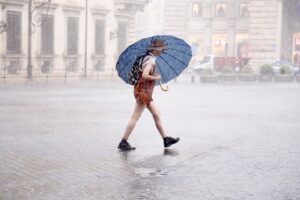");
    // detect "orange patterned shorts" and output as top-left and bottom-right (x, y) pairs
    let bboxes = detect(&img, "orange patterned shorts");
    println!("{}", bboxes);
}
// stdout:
(134, 89), (153, 106)
(134, 78), (154, 106)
